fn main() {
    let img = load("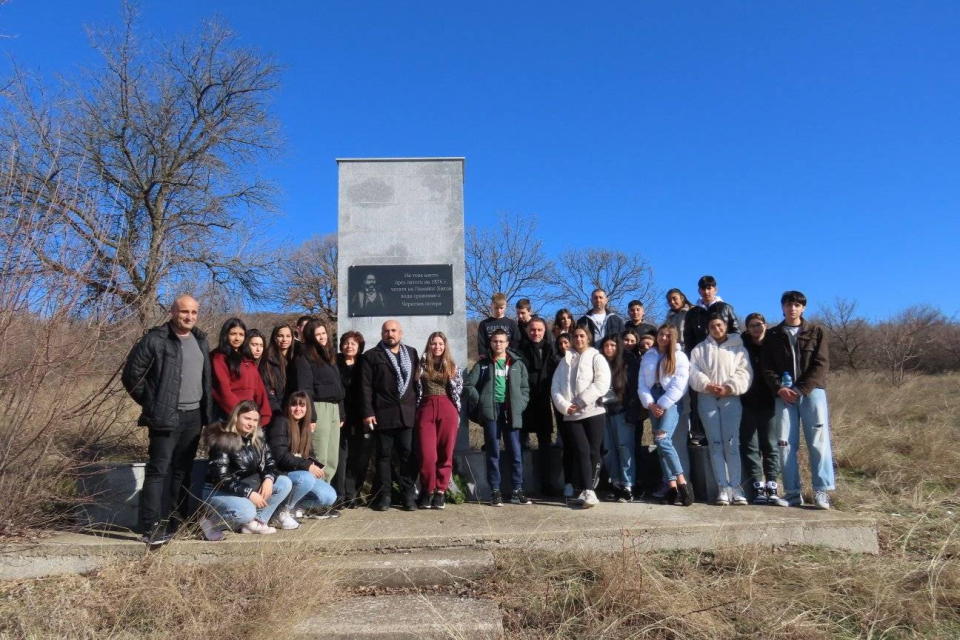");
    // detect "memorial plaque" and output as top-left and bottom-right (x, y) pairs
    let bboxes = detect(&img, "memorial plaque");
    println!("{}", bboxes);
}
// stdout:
(348, 264), (454, 317)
